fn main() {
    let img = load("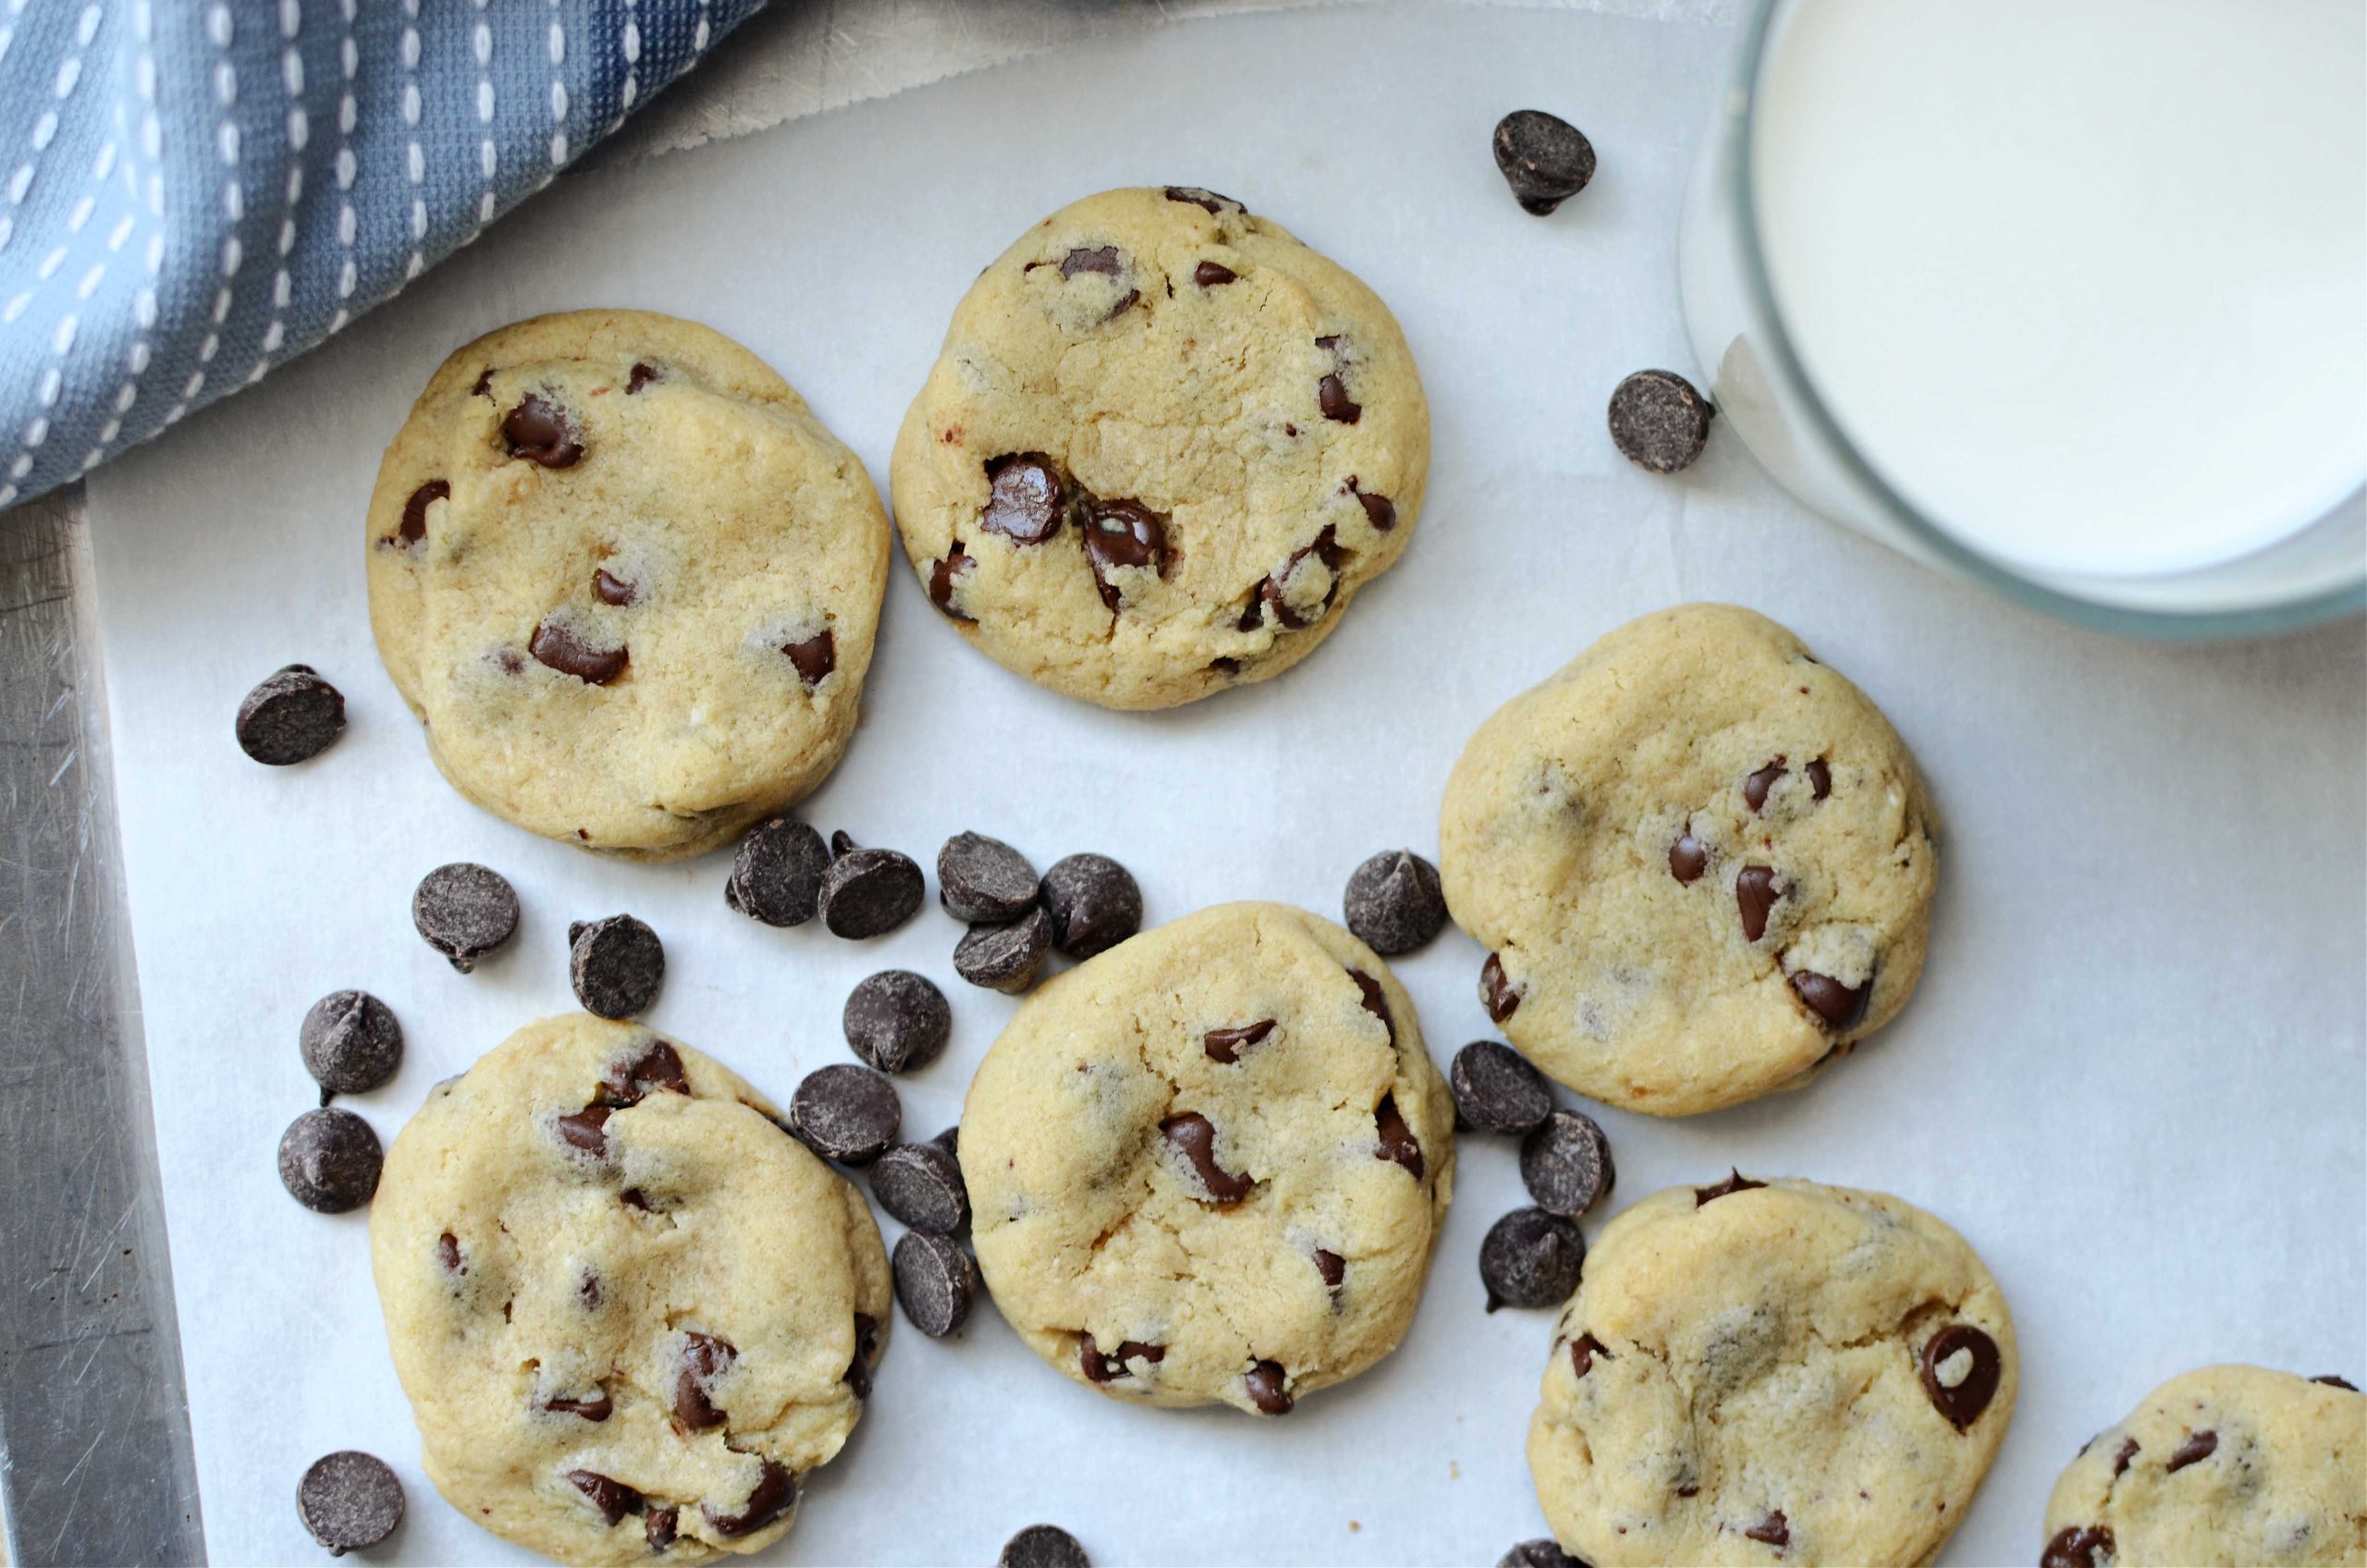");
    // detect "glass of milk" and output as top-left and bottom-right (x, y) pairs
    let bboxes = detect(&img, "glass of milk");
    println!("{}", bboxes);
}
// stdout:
(1679, 0), (2366, 635)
